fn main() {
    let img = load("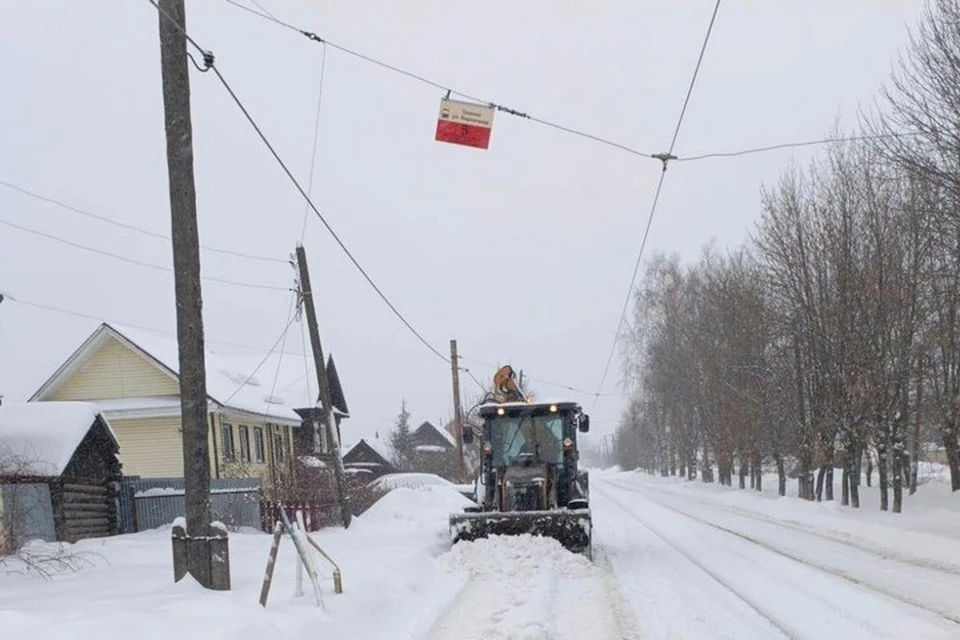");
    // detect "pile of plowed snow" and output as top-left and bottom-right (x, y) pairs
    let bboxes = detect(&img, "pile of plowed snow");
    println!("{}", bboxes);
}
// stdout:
(439, 534), (593, 579)
(369, 472), (458, 492)
(355, 485), (471, 533)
